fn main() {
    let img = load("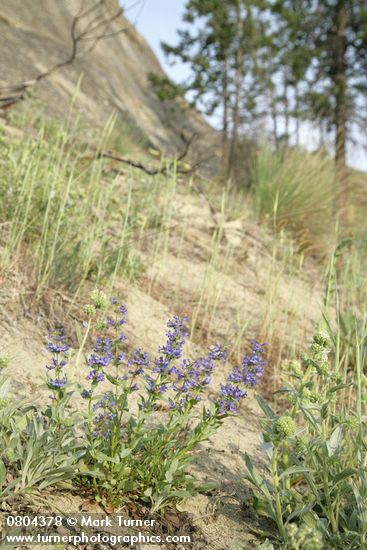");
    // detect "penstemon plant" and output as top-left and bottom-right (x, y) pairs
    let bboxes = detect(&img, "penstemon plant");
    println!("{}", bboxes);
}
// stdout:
(245, 331), (367, 549)
(37, 290), (266, 512)
(0, 353), (81, 498)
